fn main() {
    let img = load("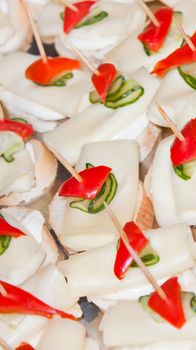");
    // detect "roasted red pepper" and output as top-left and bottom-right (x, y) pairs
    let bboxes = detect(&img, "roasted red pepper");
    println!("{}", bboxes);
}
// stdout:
(0, 280), (76, 320)
(63, 1), (96, 33)
(151, 32), (196, 77)
(92, 63), (117, 103)
(25, 57), (81, 86)
(0, 217), (26, 238)
(16, 344), (35, 350)
(0, 119), (34, 141)
(114, 222), (149, 280)
(59, 165), (111, 200)
(148, 277), (186, 328)
(171, 119), (196, 167)
(138, 7), (173, 52)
